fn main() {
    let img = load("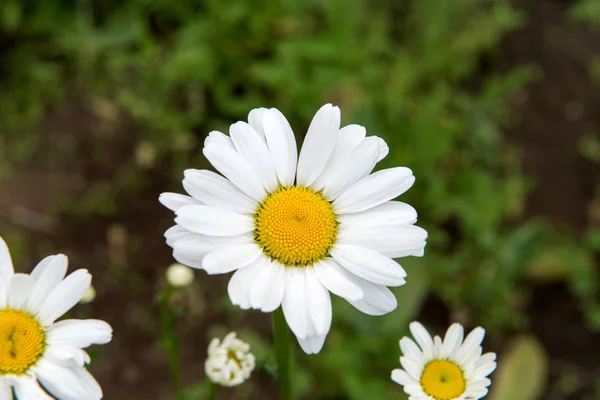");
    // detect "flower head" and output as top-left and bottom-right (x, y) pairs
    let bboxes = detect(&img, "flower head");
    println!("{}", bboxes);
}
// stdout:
(166, 263), (194, 287)
(391, 321), (497, 400)
(160, 104), (427, 354)
(205, 332), (255, 387)
(0, 237), (112, 399)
